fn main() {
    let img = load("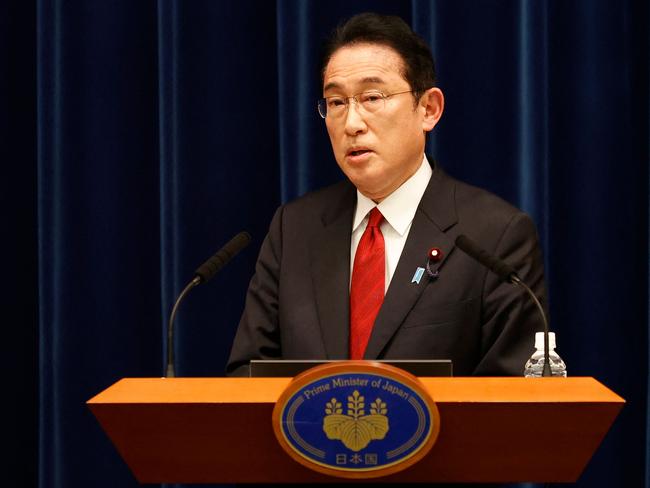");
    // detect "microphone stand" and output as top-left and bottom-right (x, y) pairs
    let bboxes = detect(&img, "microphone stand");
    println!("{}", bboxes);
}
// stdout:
(163, 231), (252, 378)
(509, 275), (552, 377)
(166, 276), (201, 378)
(455, 234), (552, 377)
